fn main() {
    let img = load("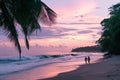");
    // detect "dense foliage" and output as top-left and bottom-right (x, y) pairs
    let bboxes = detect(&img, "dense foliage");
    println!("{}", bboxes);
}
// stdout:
(71, 45), (101, 52)
(97, 3), (120, 55)
(0, 0), (56, 59)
